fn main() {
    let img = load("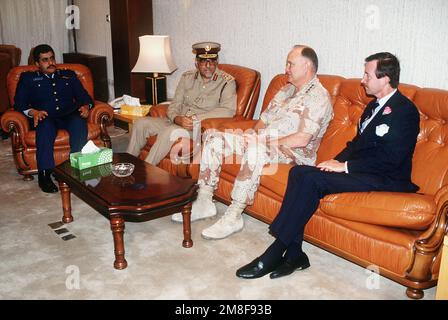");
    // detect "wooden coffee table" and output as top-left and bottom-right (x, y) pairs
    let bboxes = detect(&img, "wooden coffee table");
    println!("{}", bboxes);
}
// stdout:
(53, 153), (198, 269)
